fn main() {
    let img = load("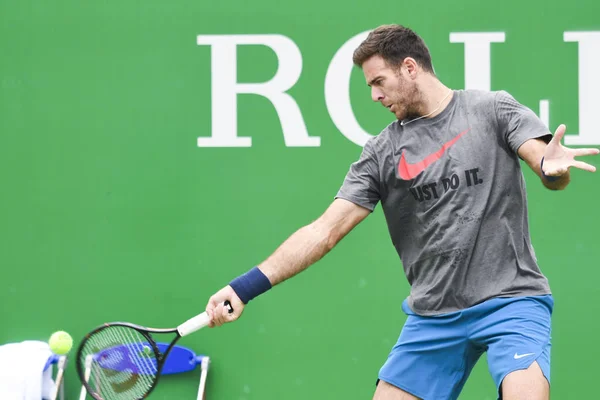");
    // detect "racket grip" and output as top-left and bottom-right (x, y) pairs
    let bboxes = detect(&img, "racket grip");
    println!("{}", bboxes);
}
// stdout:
(177, 301), (234, 336)
(177, 312), (211, 336)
